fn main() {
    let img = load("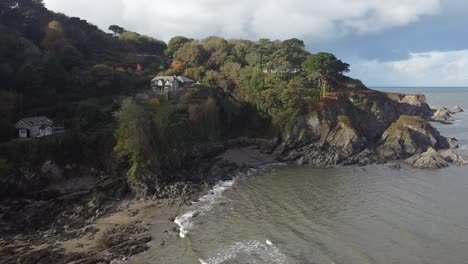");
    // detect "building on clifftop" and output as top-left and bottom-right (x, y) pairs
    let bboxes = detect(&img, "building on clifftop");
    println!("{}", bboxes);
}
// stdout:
(15, 116), (55, 138)
(150, 75), (195, 100)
